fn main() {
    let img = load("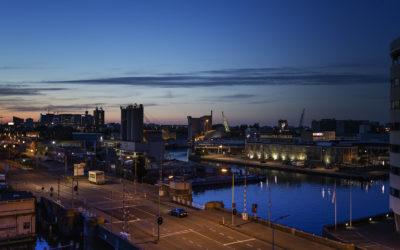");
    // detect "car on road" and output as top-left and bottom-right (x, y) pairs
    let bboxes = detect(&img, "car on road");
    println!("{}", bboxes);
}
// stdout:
(170, 208), (188, 218)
